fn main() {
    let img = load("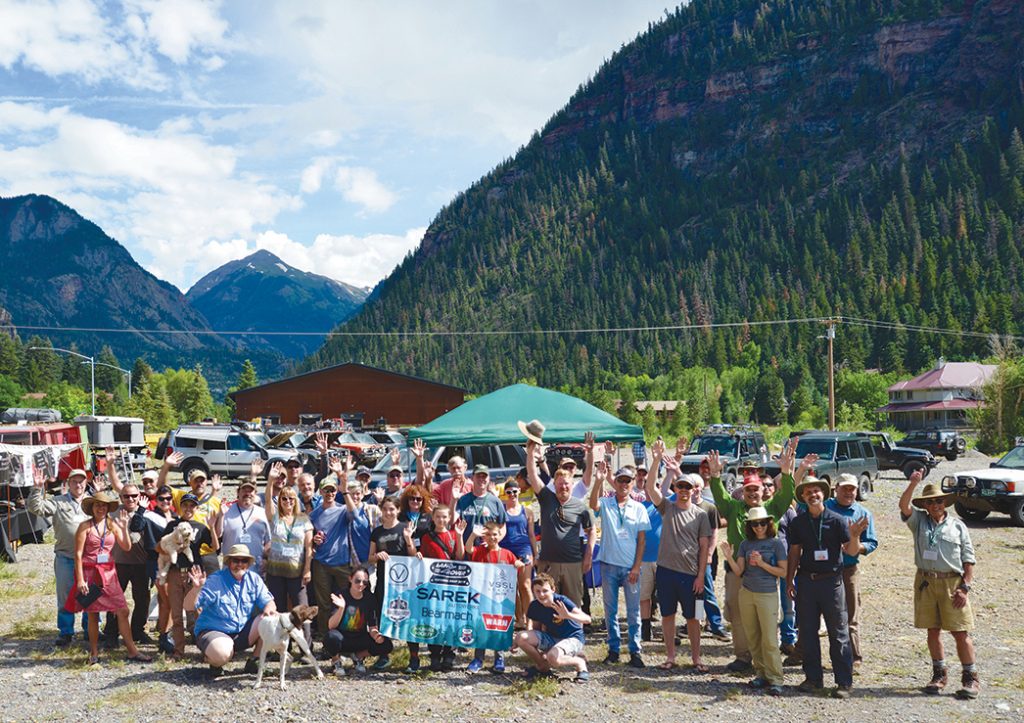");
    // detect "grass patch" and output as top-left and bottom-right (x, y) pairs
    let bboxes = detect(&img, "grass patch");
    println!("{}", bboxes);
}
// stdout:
(85, 683), (161, 711)
(0, 562), (41, 603)
(622, 676), (656, 693)
(506, 675), (561, 698)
